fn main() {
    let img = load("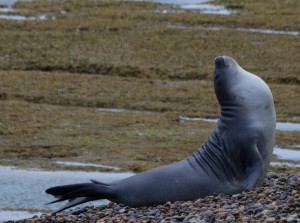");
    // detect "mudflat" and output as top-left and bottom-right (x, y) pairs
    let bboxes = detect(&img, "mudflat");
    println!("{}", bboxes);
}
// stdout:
(0, 0), (299, 172)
